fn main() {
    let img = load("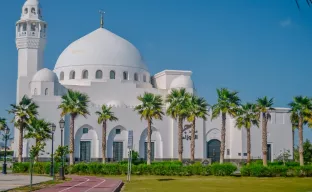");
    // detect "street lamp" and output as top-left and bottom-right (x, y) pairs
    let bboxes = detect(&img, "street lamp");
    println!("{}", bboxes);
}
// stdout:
(2, 126), (10, 174)
(50, 123), (56, 177)
(59, 118), (65, 180)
